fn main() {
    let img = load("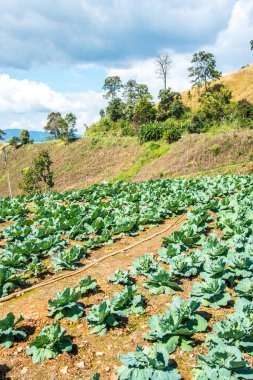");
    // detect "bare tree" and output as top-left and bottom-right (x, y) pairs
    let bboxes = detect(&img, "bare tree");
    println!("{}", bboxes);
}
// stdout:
(155, 53), (172, 90)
